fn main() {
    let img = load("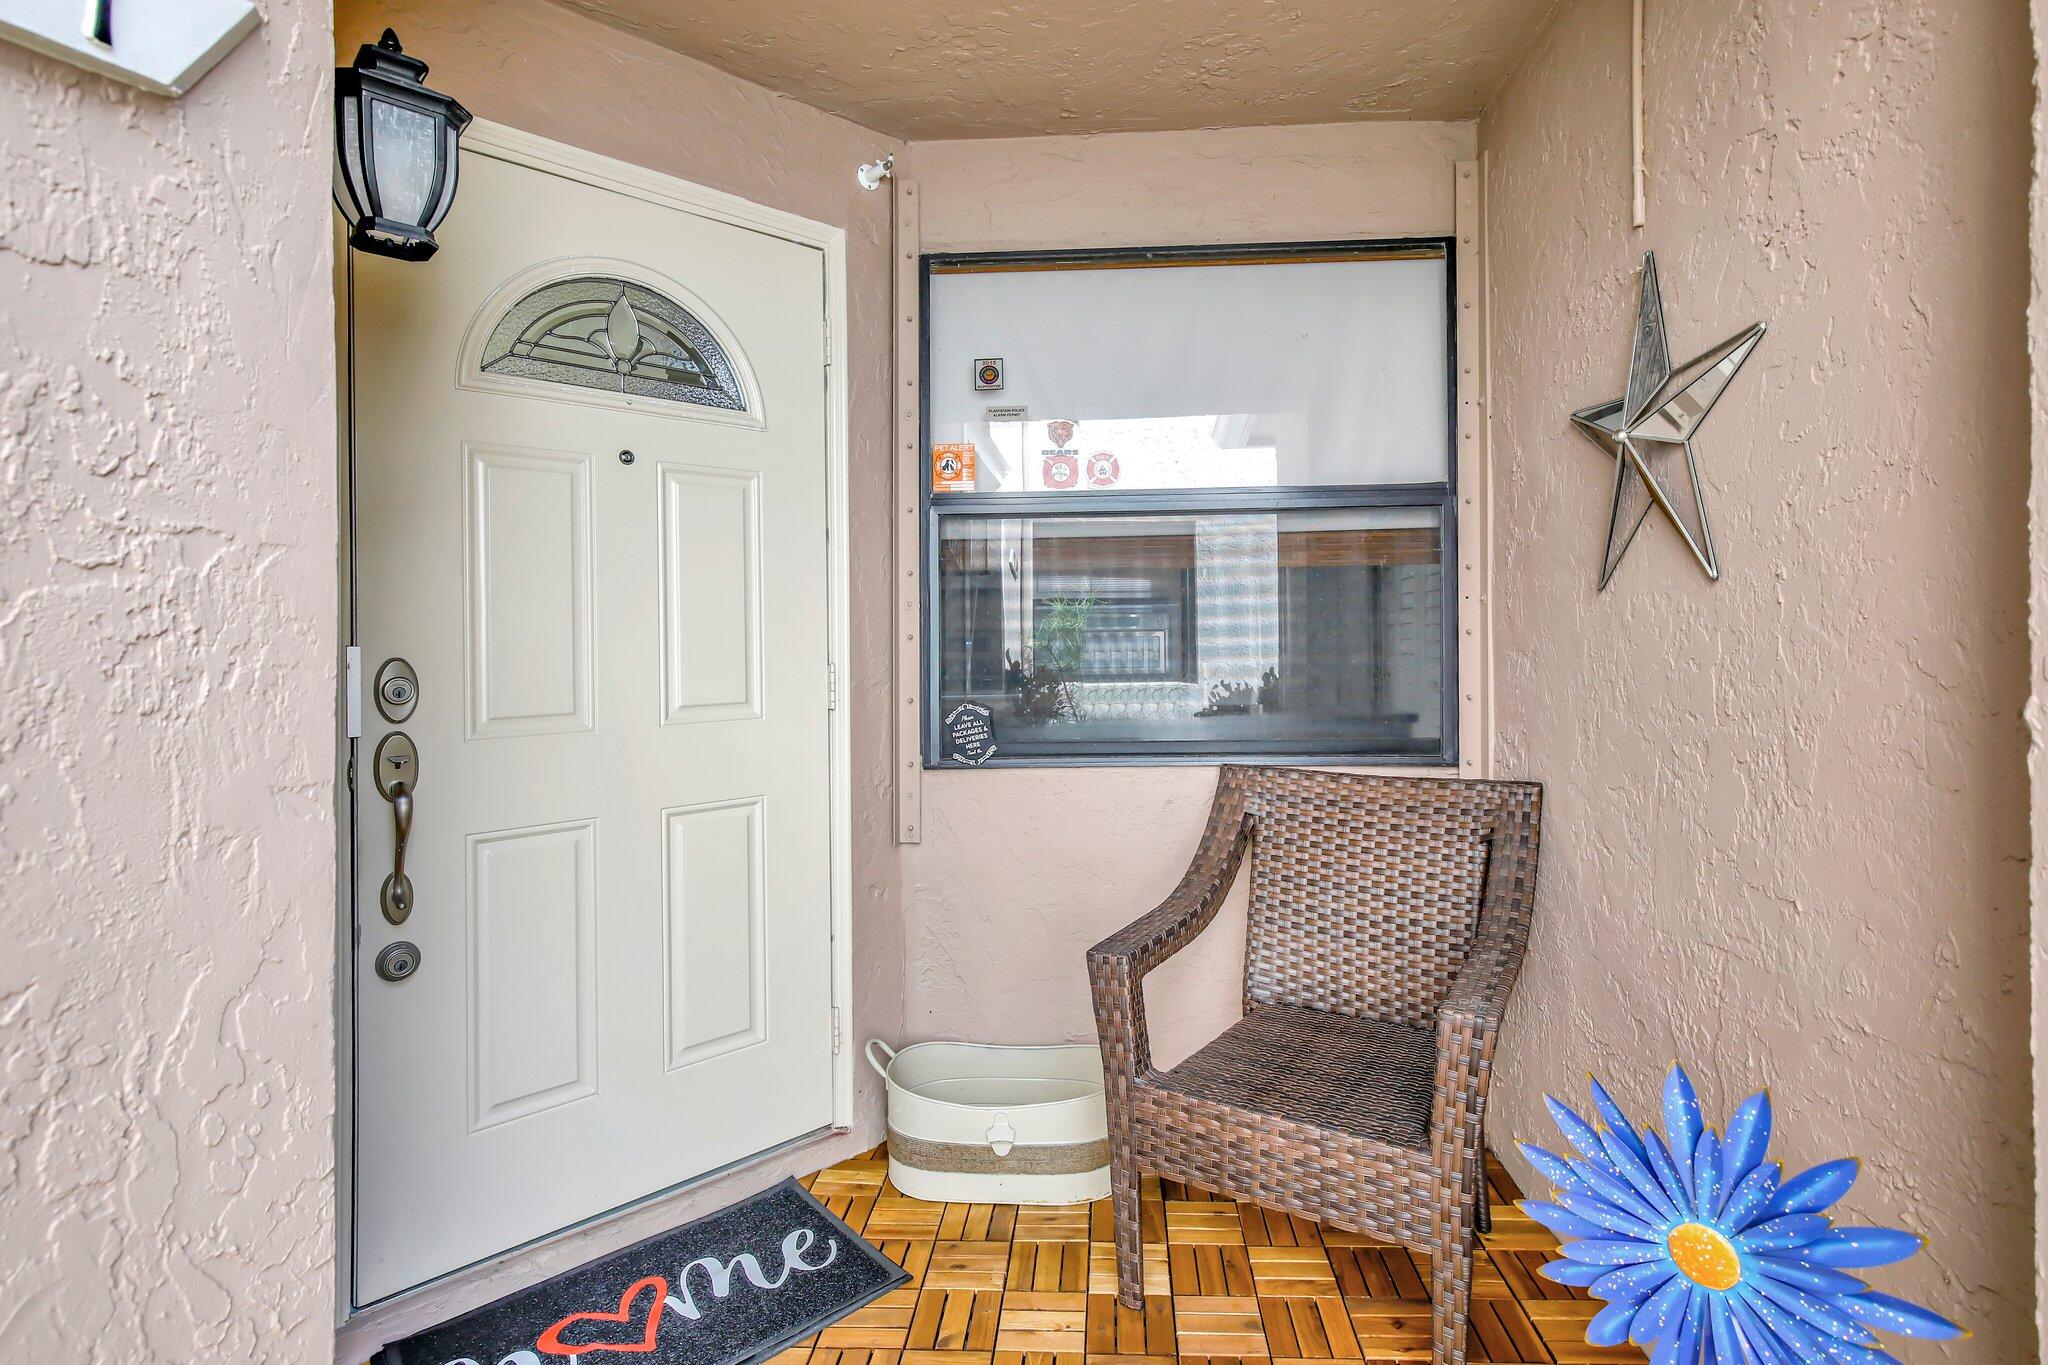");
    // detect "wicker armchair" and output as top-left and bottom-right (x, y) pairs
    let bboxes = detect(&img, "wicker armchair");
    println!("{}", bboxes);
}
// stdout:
(1087, 766), (1541, 1365)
